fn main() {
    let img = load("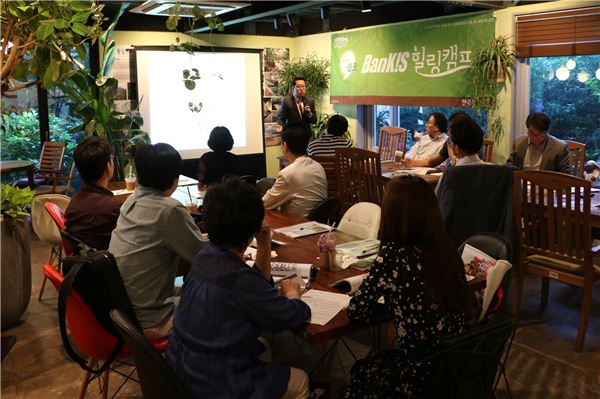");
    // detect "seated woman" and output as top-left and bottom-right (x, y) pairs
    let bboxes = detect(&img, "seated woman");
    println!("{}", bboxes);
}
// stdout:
(198, 126), (241, 186)
(166, 178), (311, 399)
(343, 175), (477, 398)
(306, 114), (352, 157)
